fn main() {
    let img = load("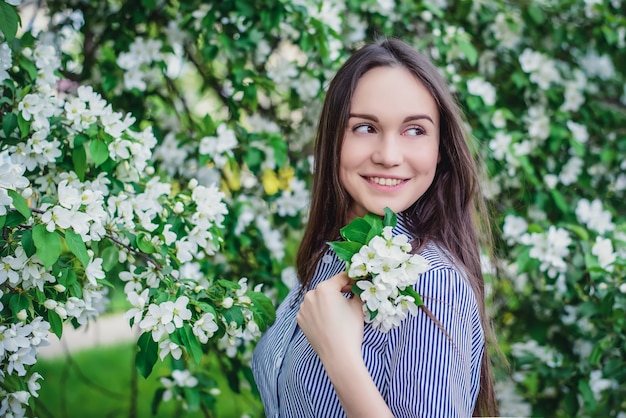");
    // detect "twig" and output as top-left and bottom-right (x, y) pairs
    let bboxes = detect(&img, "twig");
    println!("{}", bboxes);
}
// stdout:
(104, 232), (163, 271)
